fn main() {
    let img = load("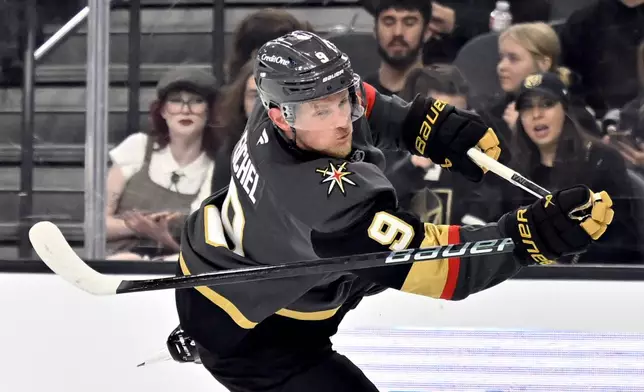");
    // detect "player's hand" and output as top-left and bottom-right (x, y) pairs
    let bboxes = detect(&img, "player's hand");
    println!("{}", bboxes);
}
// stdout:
(500, 185), (614, 265)
(402, 96), (501, 182)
